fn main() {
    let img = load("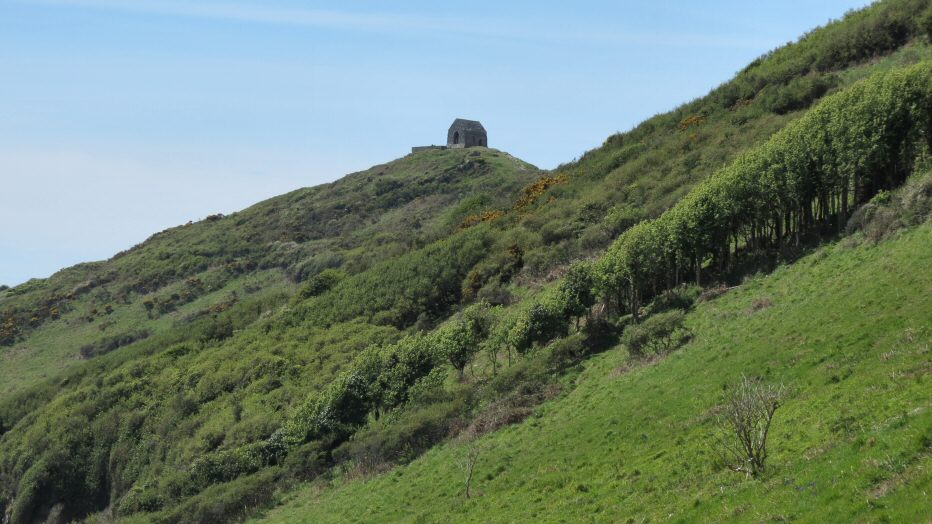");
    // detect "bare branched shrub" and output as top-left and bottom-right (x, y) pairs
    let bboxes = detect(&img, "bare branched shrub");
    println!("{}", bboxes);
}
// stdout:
(714, 376), (785, 477)
(456, 441), (485, 499)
